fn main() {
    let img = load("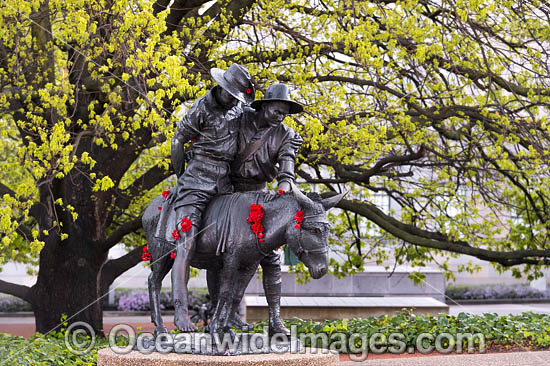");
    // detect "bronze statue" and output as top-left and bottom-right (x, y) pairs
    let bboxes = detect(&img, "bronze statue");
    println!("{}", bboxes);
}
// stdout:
(144, 66), (344, 343)
(229, 84), (304, 336)
(143, 184), (344, 337)
(155, 64), (255, 332)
